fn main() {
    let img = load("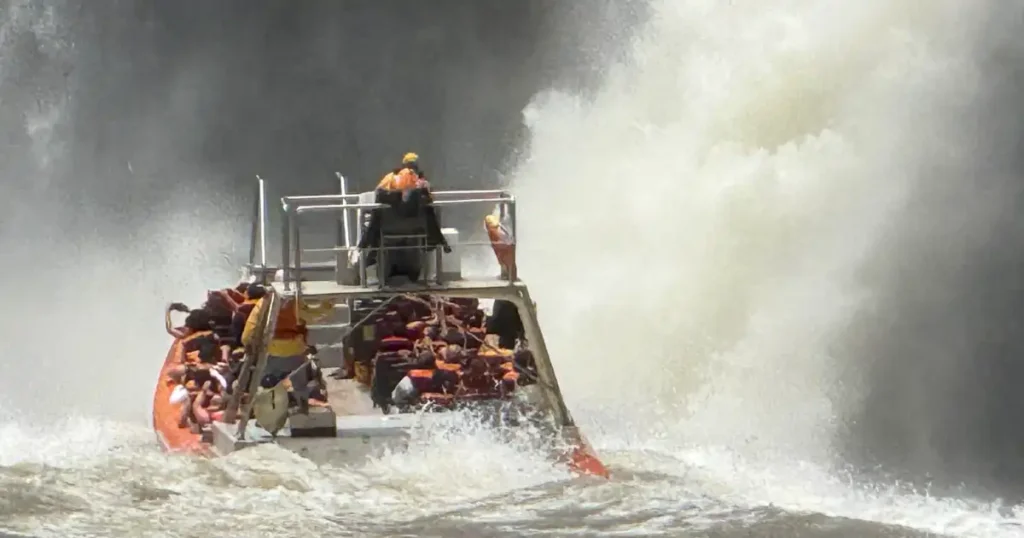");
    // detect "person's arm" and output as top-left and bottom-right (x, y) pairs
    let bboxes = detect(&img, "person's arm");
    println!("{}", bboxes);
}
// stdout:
(165, 303), (189, 338)
(224, 288), (246, 304)
(241, 298), (264, 347)
(208, 289), (241, 312)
